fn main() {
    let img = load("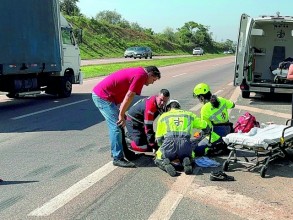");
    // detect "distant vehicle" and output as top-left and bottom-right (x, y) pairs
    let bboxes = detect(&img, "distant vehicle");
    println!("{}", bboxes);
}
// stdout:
(224, 50), (233, 54)
(133, 46), (153, 59)
(124, 47), (137, 58)
(192, 47), (204, 55)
